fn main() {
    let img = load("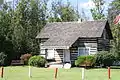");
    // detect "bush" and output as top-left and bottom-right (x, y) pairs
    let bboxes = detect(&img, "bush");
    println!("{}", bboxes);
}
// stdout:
(75, 55), (95, 67)
(94, 51), (106, 66)
(0, 52), (7, 66)
(103, 53), (116, 66)
(20, 54), (32, 65)
(28, 56), (46, 67)
(95, 51), (116, 67)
